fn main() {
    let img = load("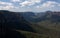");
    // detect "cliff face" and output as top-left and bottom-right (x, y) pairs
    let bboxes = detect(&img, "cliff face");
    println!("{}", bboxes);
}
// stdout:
(45, 11), (60, 22)
(46, 11), (60, 16)
(0, 10), (35, 32)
